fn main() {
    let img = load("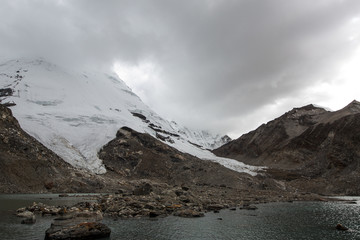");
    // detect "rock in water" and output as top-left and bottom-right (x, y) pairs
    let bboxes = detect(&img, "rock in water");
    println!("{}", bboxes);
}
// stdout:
(336, 223), (348, 231)
(174, 209), (204, 218)
(239, 204), (258, 210)
(16, 210), (34, 218)
(45, 222), (111, 240)
(17, 210), (36, 224)
(21, 215), (36, 224)
(45, 210), (110, 240)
